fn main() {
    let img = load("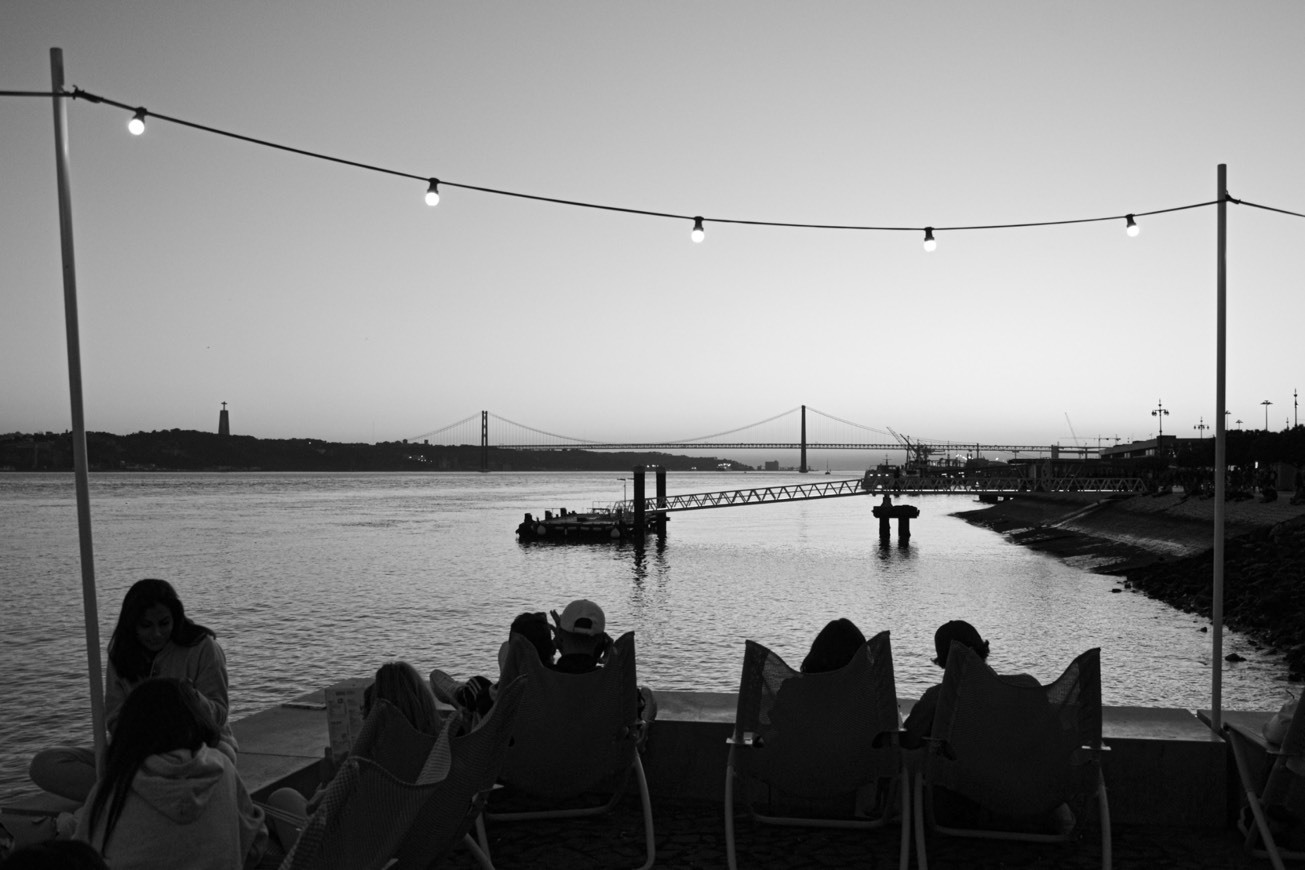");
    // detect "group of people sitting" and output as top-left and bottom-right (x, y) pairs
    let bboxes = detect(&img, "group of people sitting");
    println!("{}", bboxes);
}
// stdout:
(10, 580), (645, 870)
(790, 614), (1023, 749)
(10, 572), (1071, 869)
